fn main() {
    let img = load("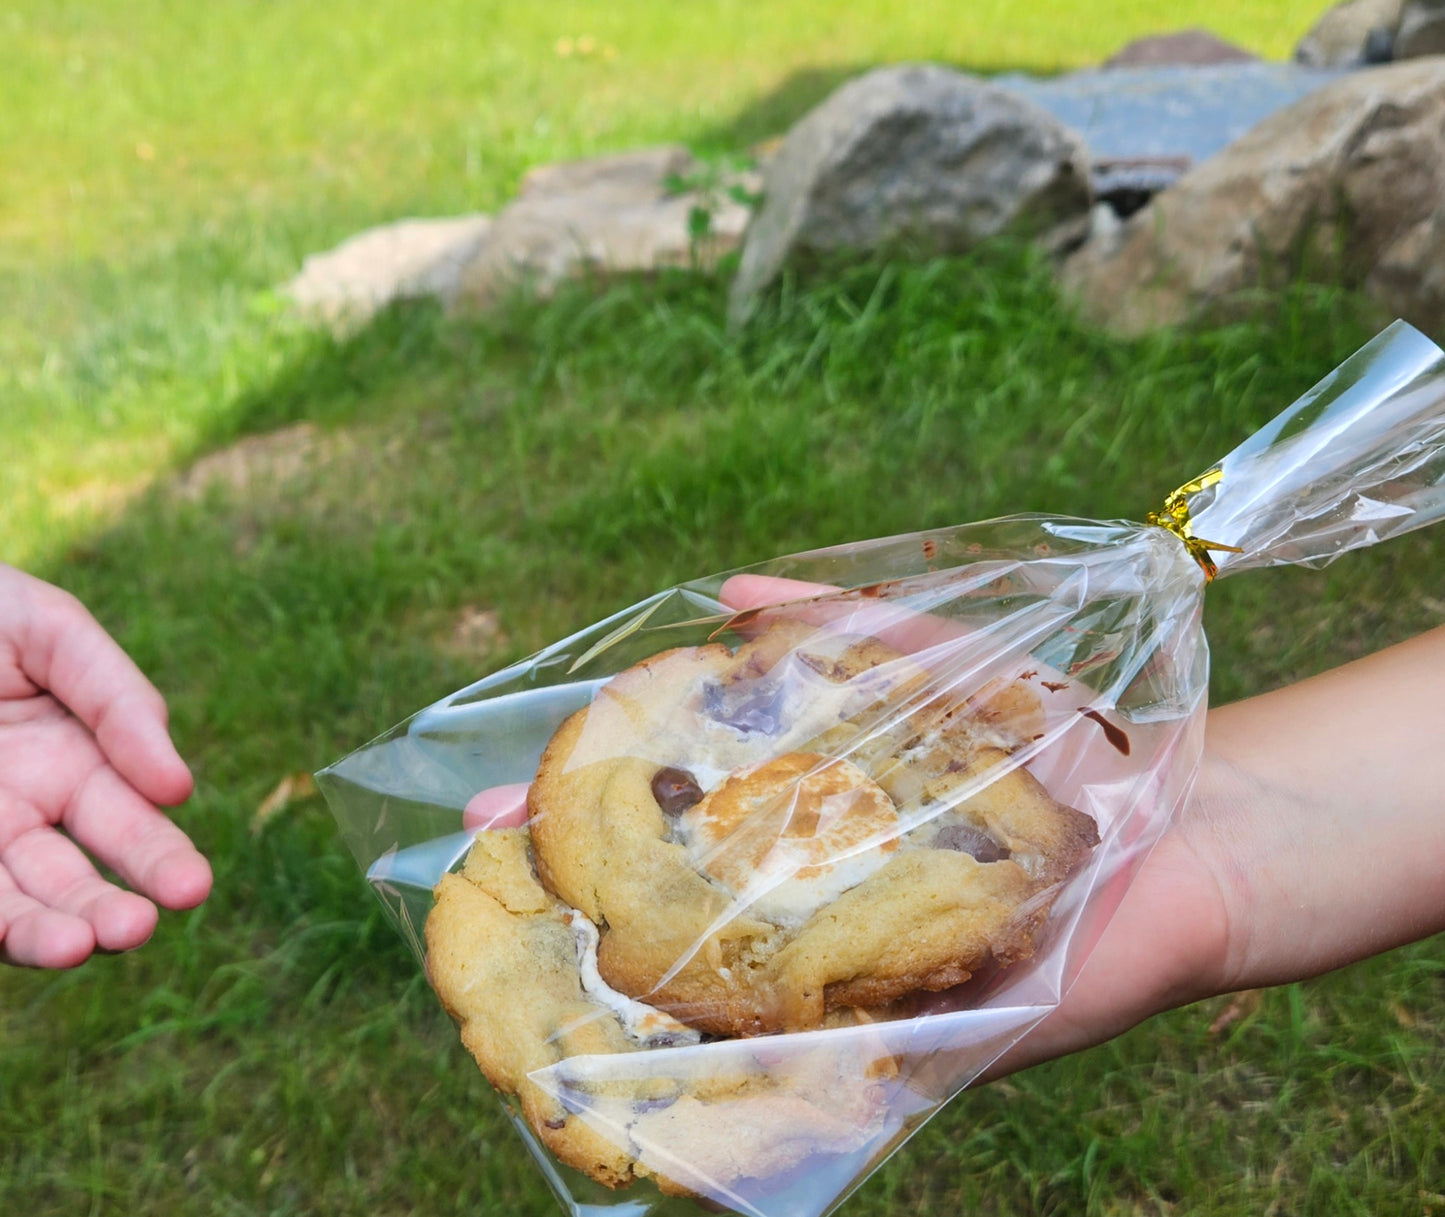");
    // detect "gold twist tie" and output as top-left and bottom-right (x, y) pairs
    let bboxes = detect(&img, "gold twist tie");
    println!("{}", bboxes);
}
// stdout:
(1146, 469), (1243, 583)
